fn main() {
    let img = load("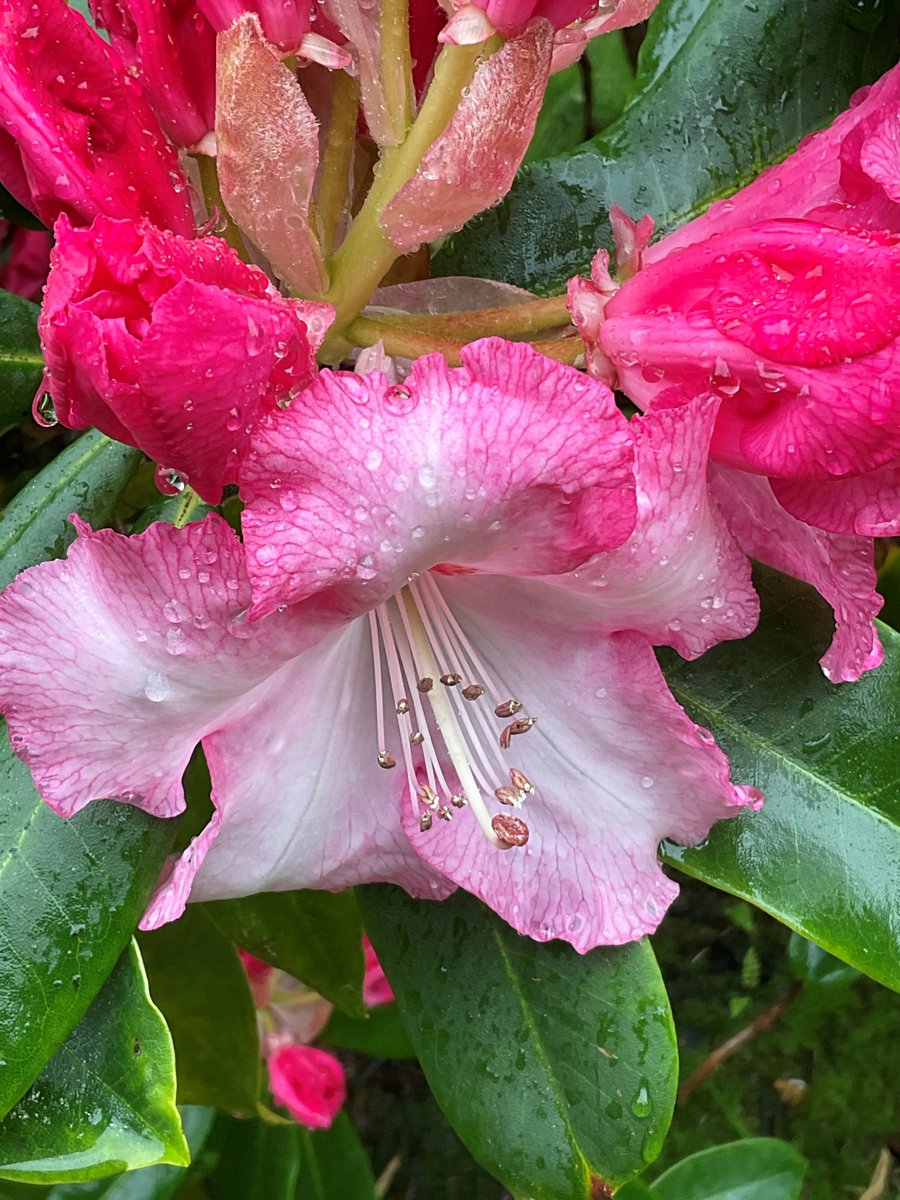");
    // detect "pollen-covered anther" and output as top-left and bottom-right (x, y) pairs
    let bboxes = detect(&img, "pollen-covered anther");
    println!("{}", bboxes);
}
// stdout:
(499, 716), (538, 750)
(395, 698), (411, 714)
(417, 677), (434, 693)
(494, 698), (523, 718)
(494, 786), (523, 807)
(409, 730), (425, 746)
(440, 672), (462, 686)
(377, 751), (396, 769)
(491, 813), (530, 848)
(437, 805), (453, 822)
(419, 811), (433, 832)
(462, 684), (485, 701)
(418, 783), (439, 810)
(450, 794), (467, 808)
(509, 768), (534, 795)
